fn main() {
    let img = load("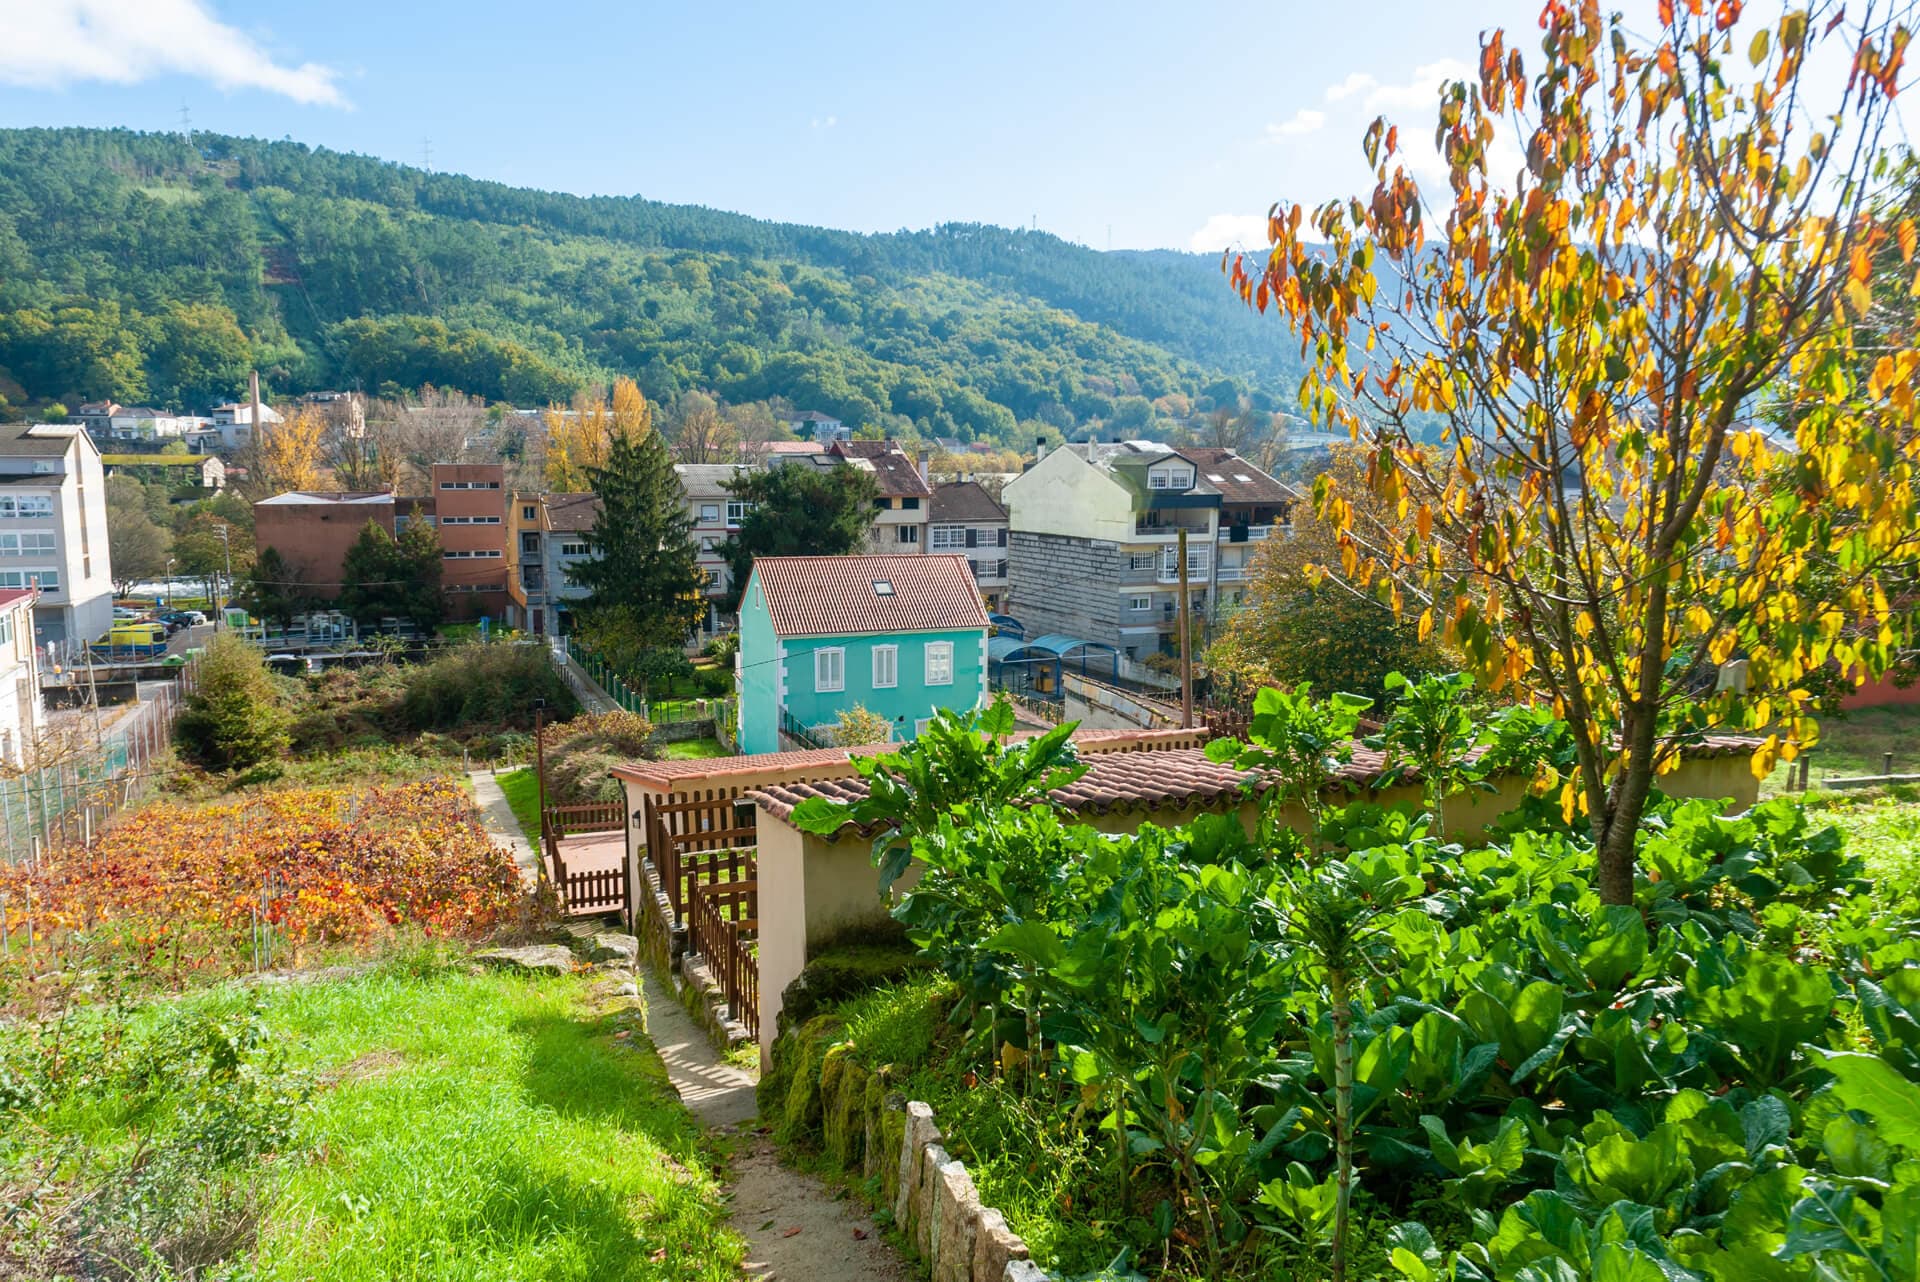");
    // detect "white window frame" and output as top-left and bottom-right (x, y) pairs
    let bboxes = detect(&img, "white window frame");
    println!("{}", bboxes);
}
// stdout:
(726, 500), (749, 526)
(699, 503), (721, 523)
(897, 525), (919, 544)
(1129, 553), (1156, 571)
(925, 640), (953, 686)
(914, 718), (932, 737)
(1162, 546), (1209, 577)
(1128, 595), (1151, 611)
(872, 644), (898, 689)
(930, 524), (966, 549)
(815, 647), (846, 693)
(560, 542), (590, 557)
